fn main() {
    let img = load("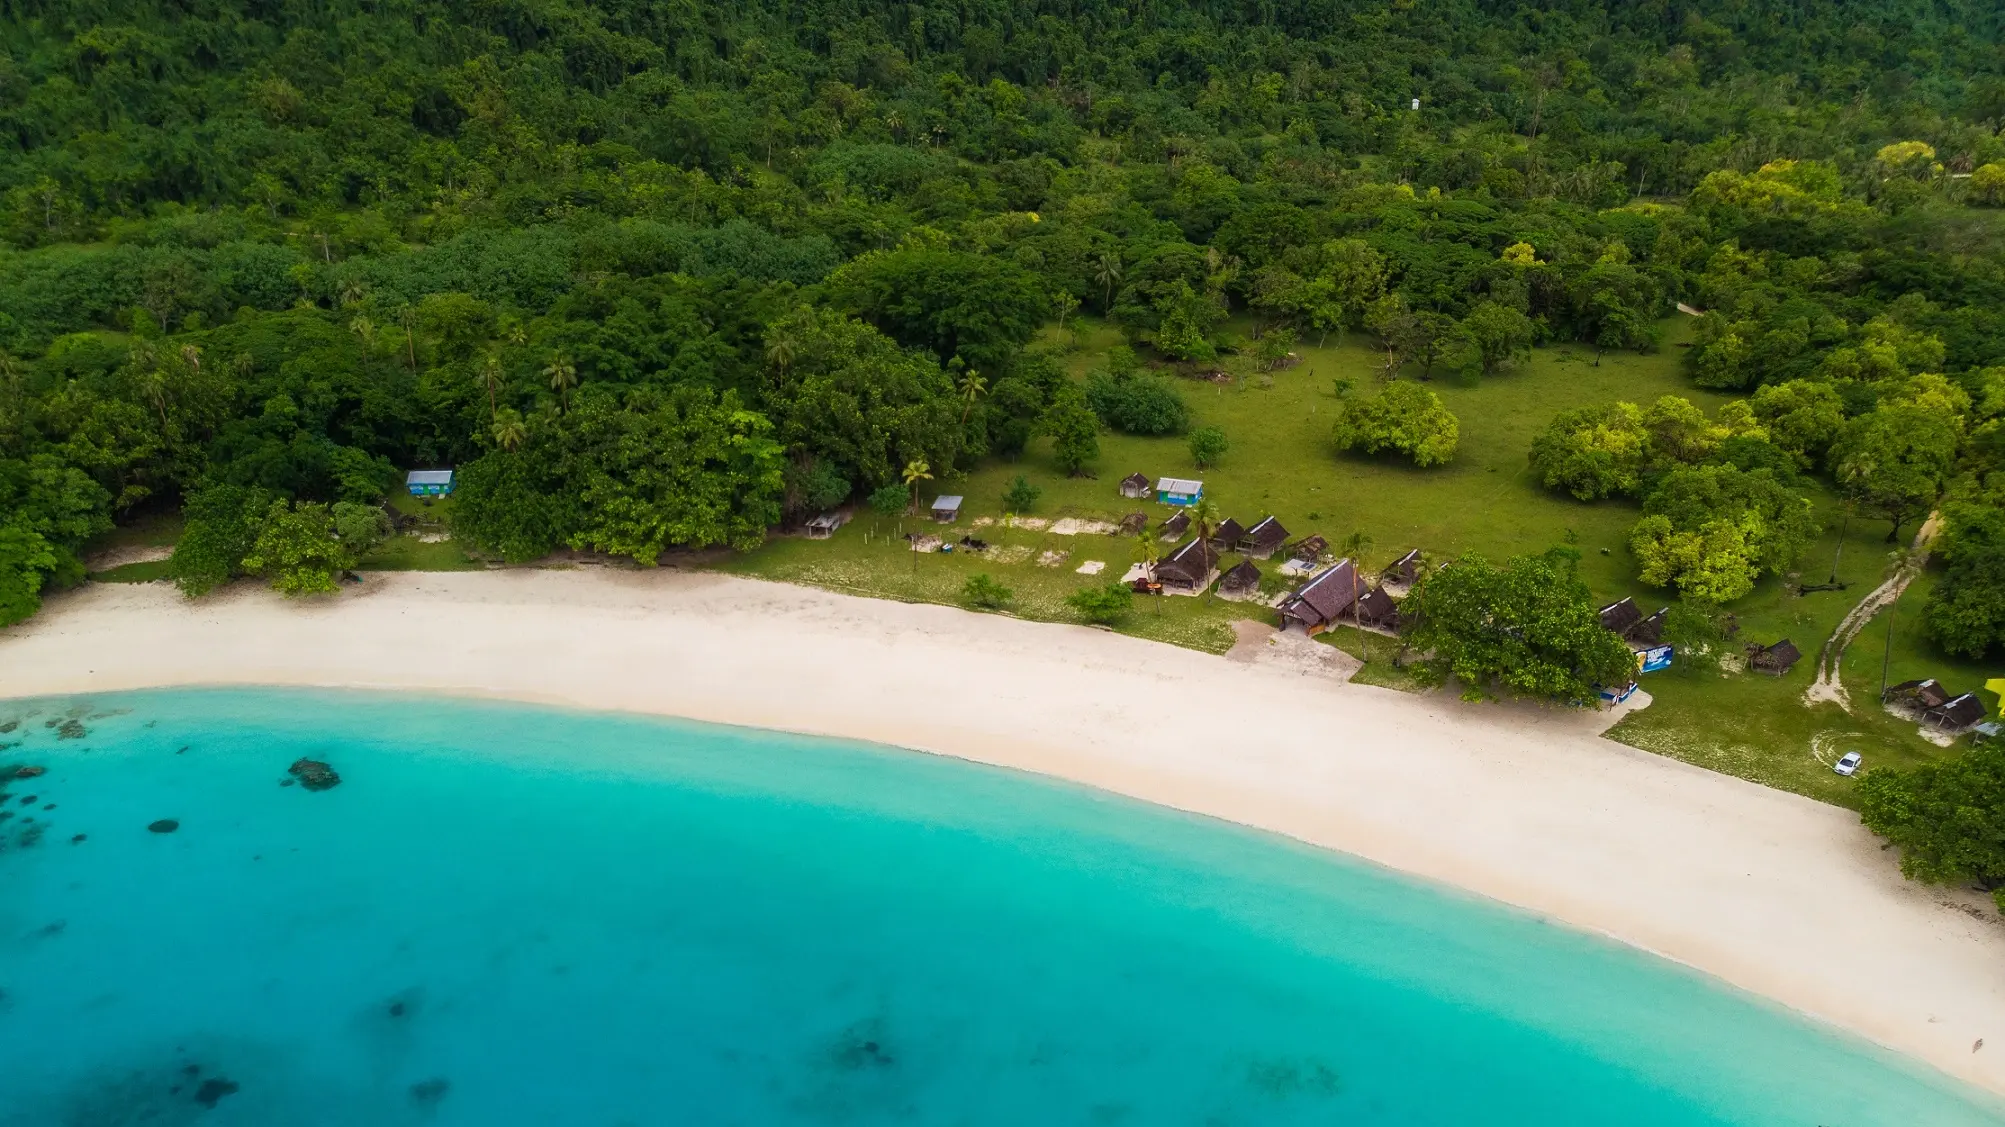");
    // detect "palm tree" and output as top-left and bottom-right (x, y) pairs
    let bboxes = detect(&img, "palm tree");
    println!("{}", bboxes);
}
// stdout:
(957, 369), (987, 425)
(479, 353), (503, 423)
(765, 331), (799, 375)
(901, 458), (933, 514)
(491, 409), (528, 452)
(1134, 529), (1163, 616)
(1341, 529), (1375, 654)
(1093, 253), (1124, 311)
(1189, 496), (1222, 547)
(544, 353), (578, 413)
(394, 303), (419, 372)
(349, 316), (377, 376)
